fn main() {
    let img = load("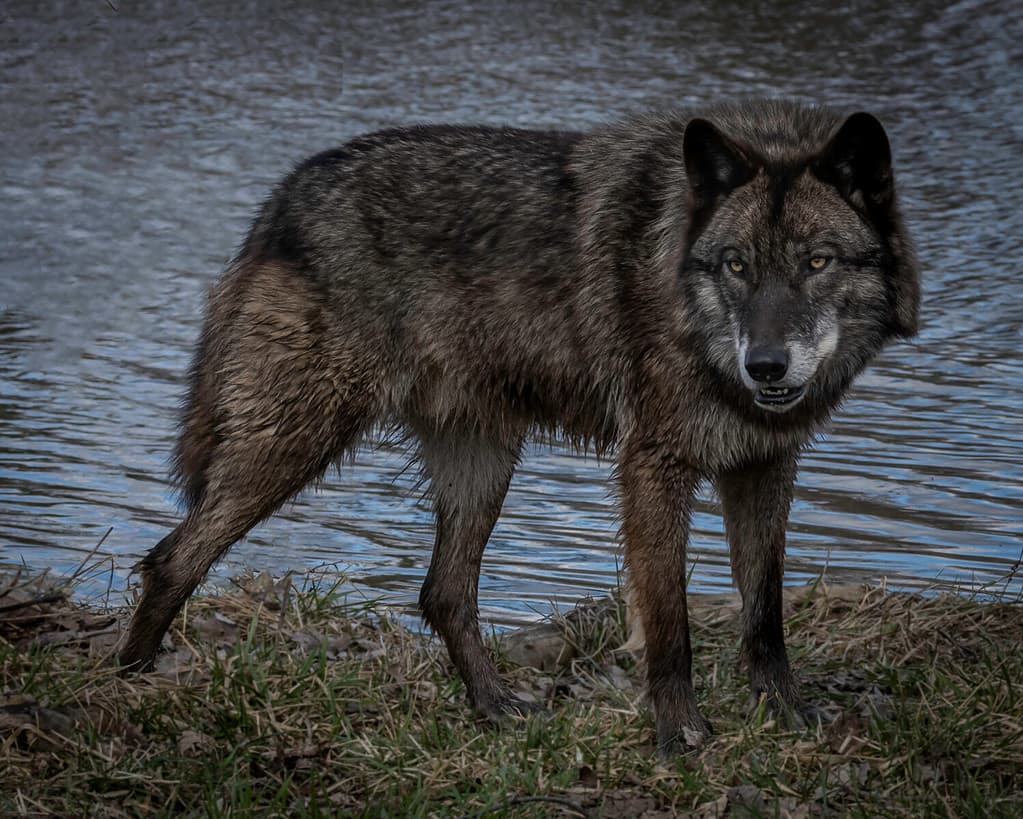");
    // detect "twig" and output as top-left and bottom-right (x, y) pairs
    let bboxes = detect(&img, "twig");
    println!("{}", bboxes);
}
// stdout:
(466, 795), (589, 818)
(0, 592), (65, 615)
(68, 526), (114, 584)
(28, 627), (119, 648)
(0, 565), (24, 597)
